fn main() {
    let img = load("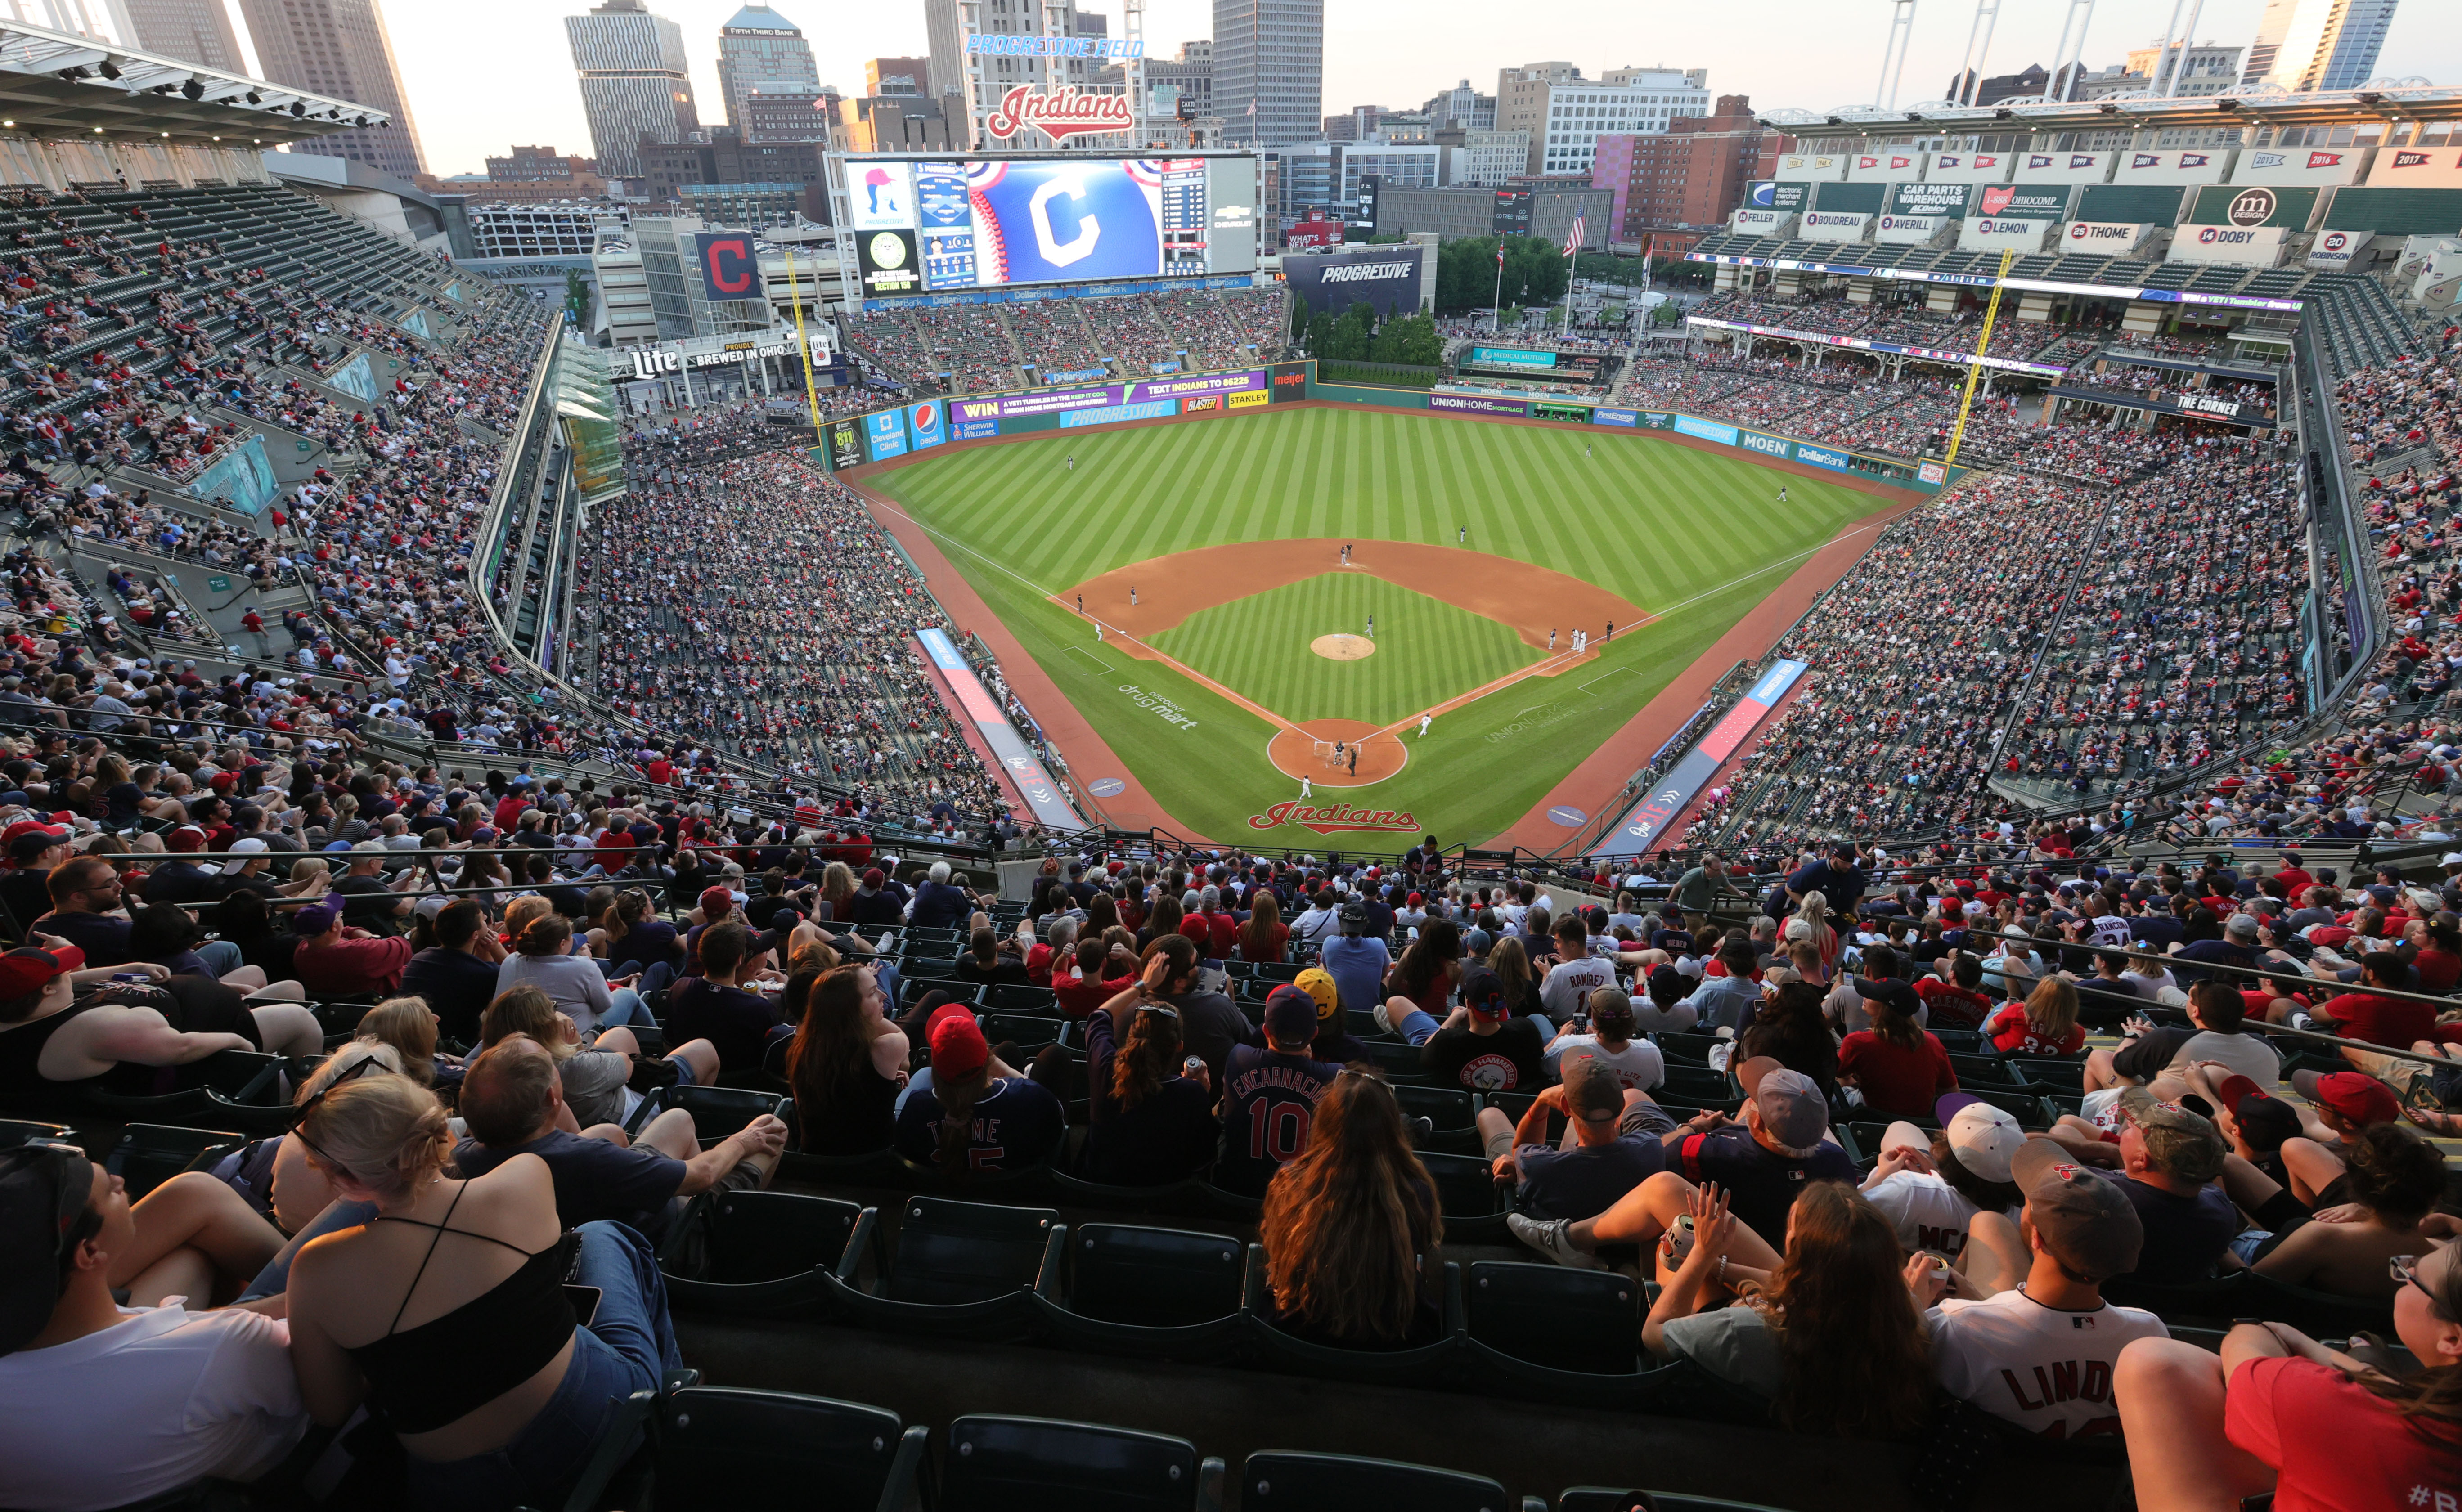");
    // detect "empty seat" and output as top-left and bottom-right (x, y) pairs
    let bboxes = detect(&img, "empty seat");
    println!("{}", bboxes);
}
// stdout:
(654, 1386), (924, 1512)
(661, 1191), (863, 1316)
(1393, 1086), (1478, 1153)
(633, 1086), (790, 1144)
(938, 1415), (1216, 1512)
(1464, 1261), (1643, 1377)
(986, 983), (1058, 1013)
(103, 1124), (250, 1200)
(1031, 1222), (1245, 1362)
(82, 1049), (292, 1135)
(1418, 1152), (1509, 1243)
(1240, 1450), (1520, 1512)
(829, 1196), (1064, 1338)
